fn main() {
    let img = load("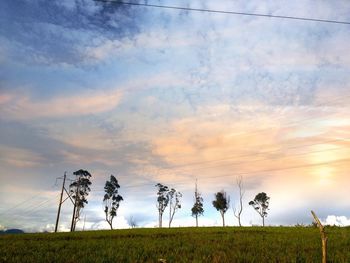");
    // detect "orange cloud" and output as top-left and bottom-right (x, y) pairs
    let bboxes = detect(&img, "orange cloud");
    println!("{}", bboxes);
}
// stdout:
(150, 105), (350, 197)
(0, 89), (122, 119)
